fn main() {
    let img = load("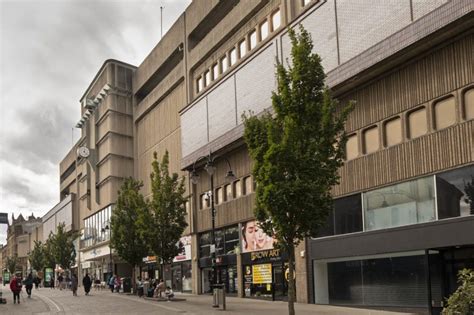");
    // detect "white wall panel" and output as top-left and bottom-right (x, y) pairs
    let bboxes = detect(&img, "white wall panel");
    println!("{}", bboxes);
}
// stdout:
(181, 97), (208, 157)
(208, 77), (237, 142)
